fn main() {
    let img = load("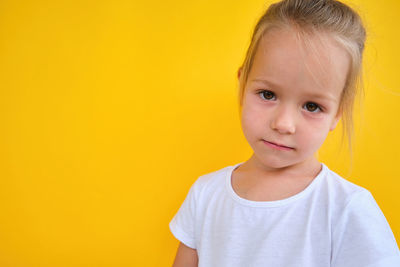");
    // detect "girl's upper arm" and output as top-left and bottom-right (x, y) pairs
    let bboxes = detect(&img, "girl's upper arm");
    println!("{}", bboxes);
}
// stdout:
(172, 242), (198, 267)
(331, 190), (400, 267)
